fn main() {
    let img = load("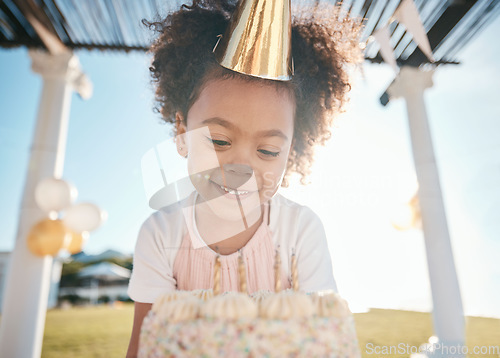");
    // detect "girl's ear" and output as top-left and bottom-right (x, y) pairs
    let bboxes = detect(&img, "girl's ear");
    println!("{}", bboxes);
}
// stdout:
(175, 112), (188, 158)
